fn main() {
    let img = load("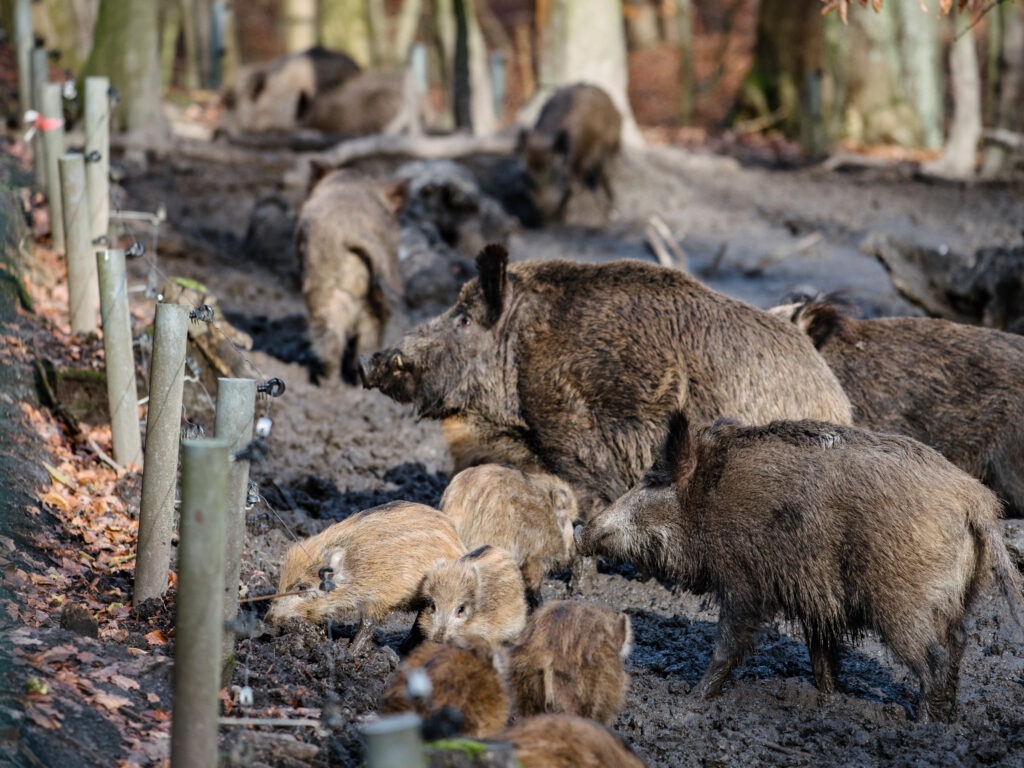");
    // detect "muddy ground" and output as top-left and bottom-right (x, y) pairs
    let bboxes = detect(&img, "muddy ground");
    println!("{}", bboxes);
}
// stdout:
(6, 128), (1024, 767)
